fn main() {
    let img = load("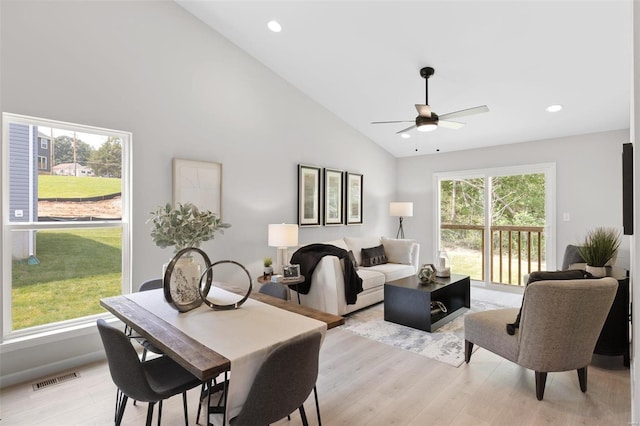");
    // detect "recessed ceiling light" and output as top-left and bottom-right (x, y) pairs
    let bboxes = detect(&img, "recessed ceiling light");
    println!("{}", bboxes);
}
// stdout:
(400, 133), (411, 139)
(546, 104), (563, 113)
(267, 20), (282, 33)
